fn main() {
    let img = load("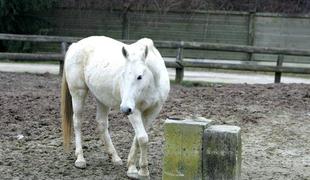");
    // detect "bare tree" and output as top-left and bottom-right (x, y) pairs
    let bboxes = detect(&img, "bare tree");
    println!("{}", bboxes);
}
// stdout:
(58, 0), (310, 13)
